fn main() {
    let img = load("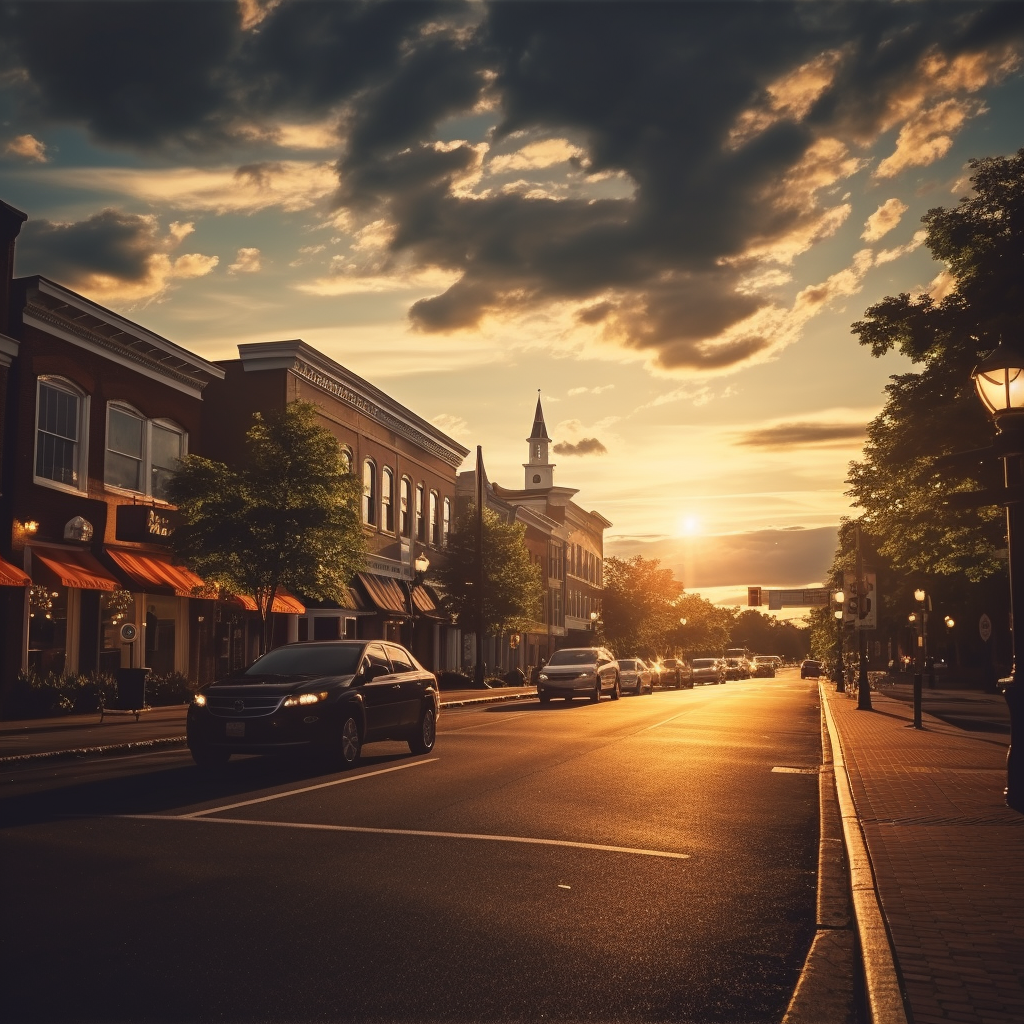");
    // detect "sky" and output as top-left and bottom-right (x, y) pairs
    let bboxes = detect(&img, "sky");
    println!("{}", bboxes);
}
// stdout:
(2, 0), (1024, 614)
